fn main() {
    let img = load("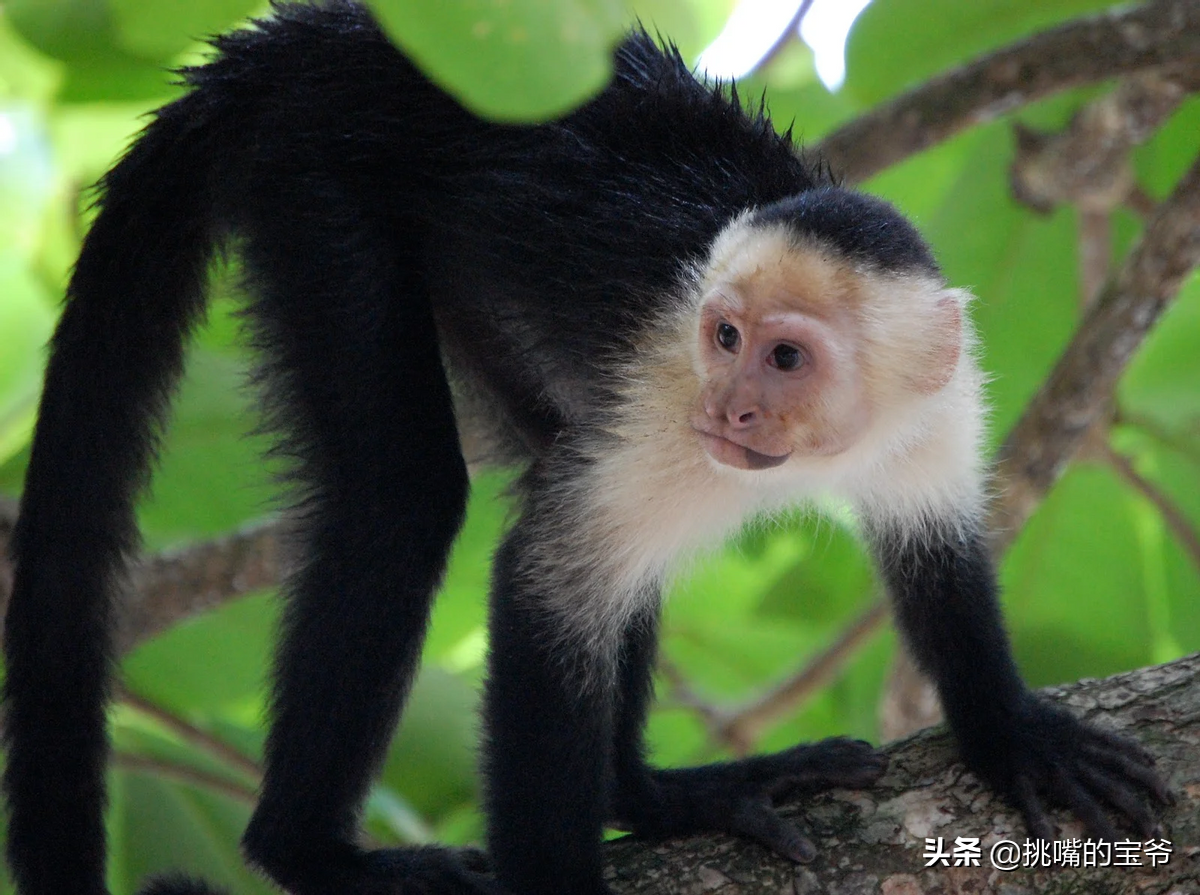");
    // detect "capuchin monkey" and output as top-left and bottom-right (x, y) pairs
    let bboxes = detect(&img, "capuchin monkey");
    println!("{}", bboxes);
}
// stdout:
(3, 2), (1170, 894)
